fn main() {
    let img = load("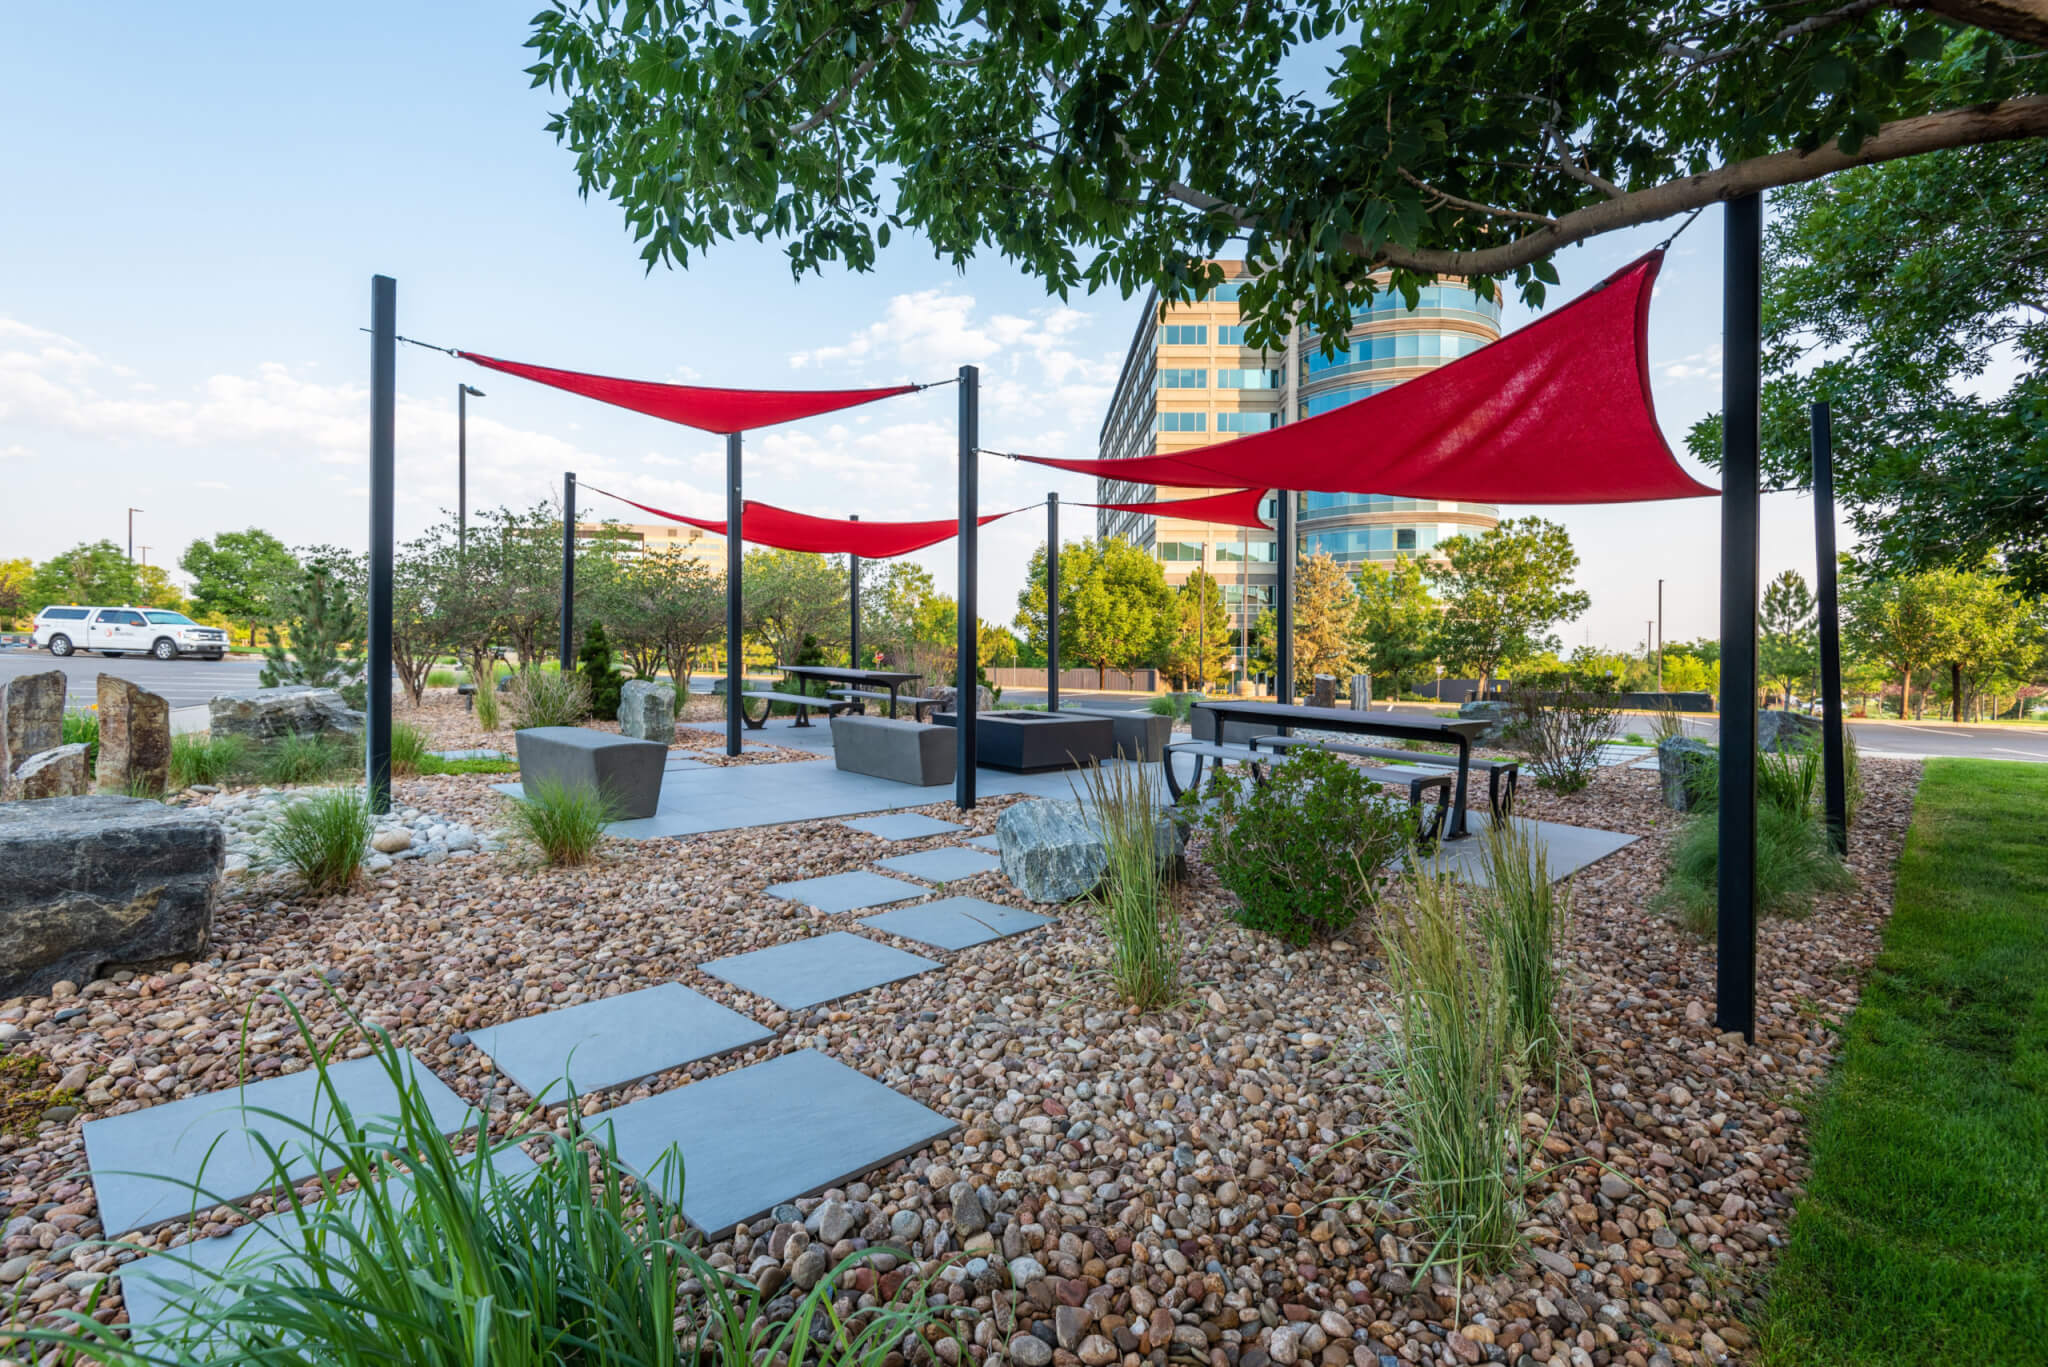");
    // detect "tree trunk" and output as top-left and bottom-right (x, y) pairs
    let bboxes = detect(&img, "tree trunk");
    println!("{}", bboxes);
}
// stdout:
(1900, 669), (1912, 720)
(1951, 662), (1963, 722)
